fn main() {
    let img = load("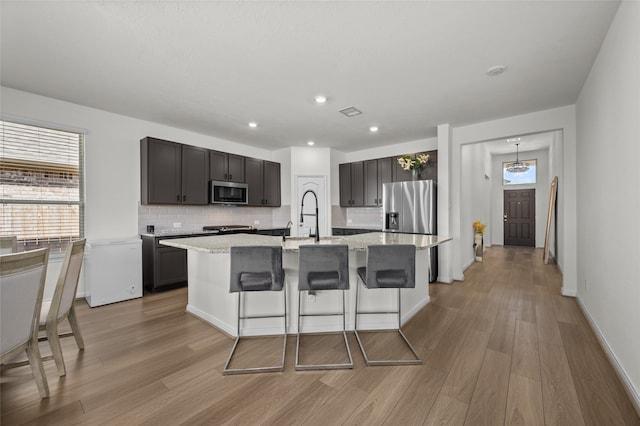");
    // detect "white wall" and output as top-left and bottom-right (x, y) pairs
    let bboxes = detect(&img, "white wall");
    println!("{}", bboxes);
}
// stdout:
(575, 0), (640, 408)
(1, 86), (275, 297)
(1, 87), (274, 239)
(460, 143), (491, 268)
(289, 147), (333, 236)
(489, 148), (550, 249)
(342, 137), (438, 163)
